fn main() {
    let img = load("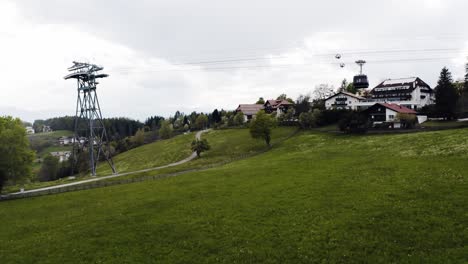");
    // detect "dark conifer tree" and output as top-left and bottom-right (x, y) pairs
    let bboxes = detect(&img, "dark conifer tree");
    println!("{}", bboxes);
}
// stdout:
(212, 109), (221, 123)
(435, 67), (458, 120)
(464, 63), (468, 92)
